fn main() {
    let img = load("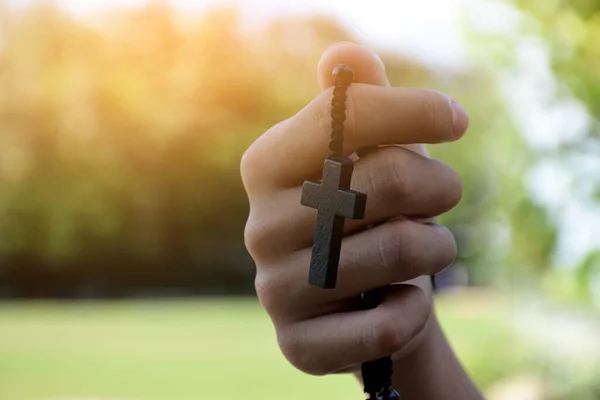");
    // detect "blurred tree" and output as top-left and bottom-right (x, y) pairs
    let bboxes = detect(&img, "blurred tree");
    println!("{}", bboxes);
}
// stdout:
(513, 0), (600, 130)
(0, 0), (549, 296)
(499, 0), (600, 290)
(427, 69), (556, 285)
